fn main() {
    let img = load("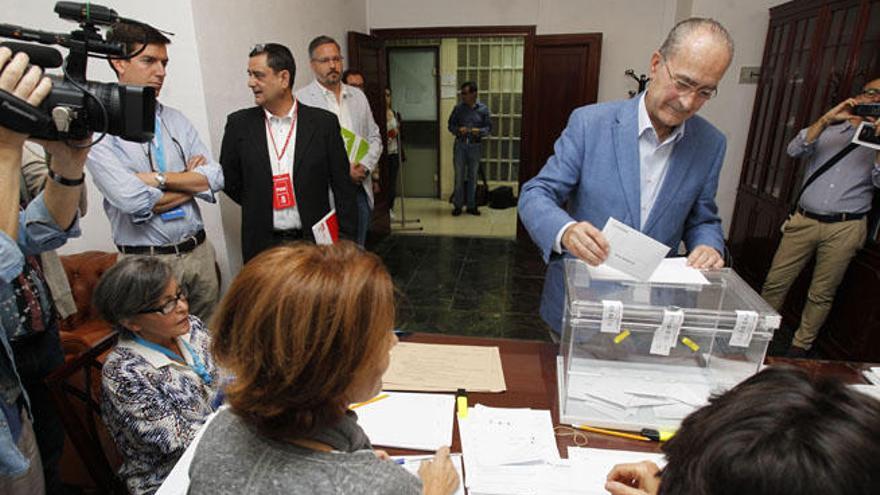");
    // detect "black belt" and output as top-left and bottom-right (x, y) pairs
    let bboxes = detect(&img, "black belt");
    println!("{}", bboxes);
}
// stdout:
(116, 229), (206, 255)
(797, 207), (867, 223)
(273, 228), (303, 241)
